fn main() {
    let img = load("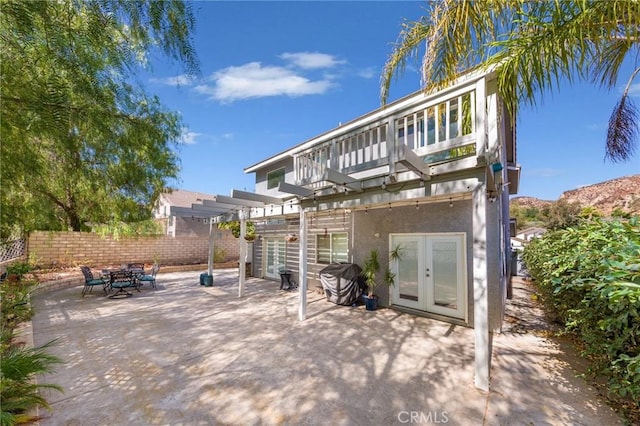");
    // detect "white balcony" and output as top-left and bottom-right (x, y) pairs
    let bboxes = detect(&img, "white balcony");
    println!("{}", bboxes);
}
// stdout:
(294, 80), (481, 188)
